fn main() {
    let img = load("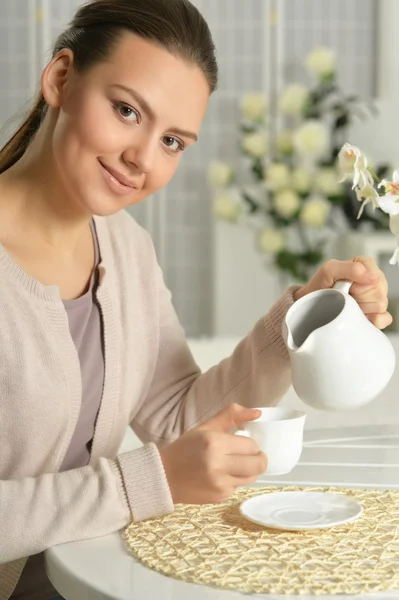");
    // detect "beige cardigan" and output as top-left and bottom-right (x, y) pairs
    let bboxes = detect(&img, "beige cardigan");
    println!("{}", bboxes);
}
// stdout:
(0, 209), (297, 598)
